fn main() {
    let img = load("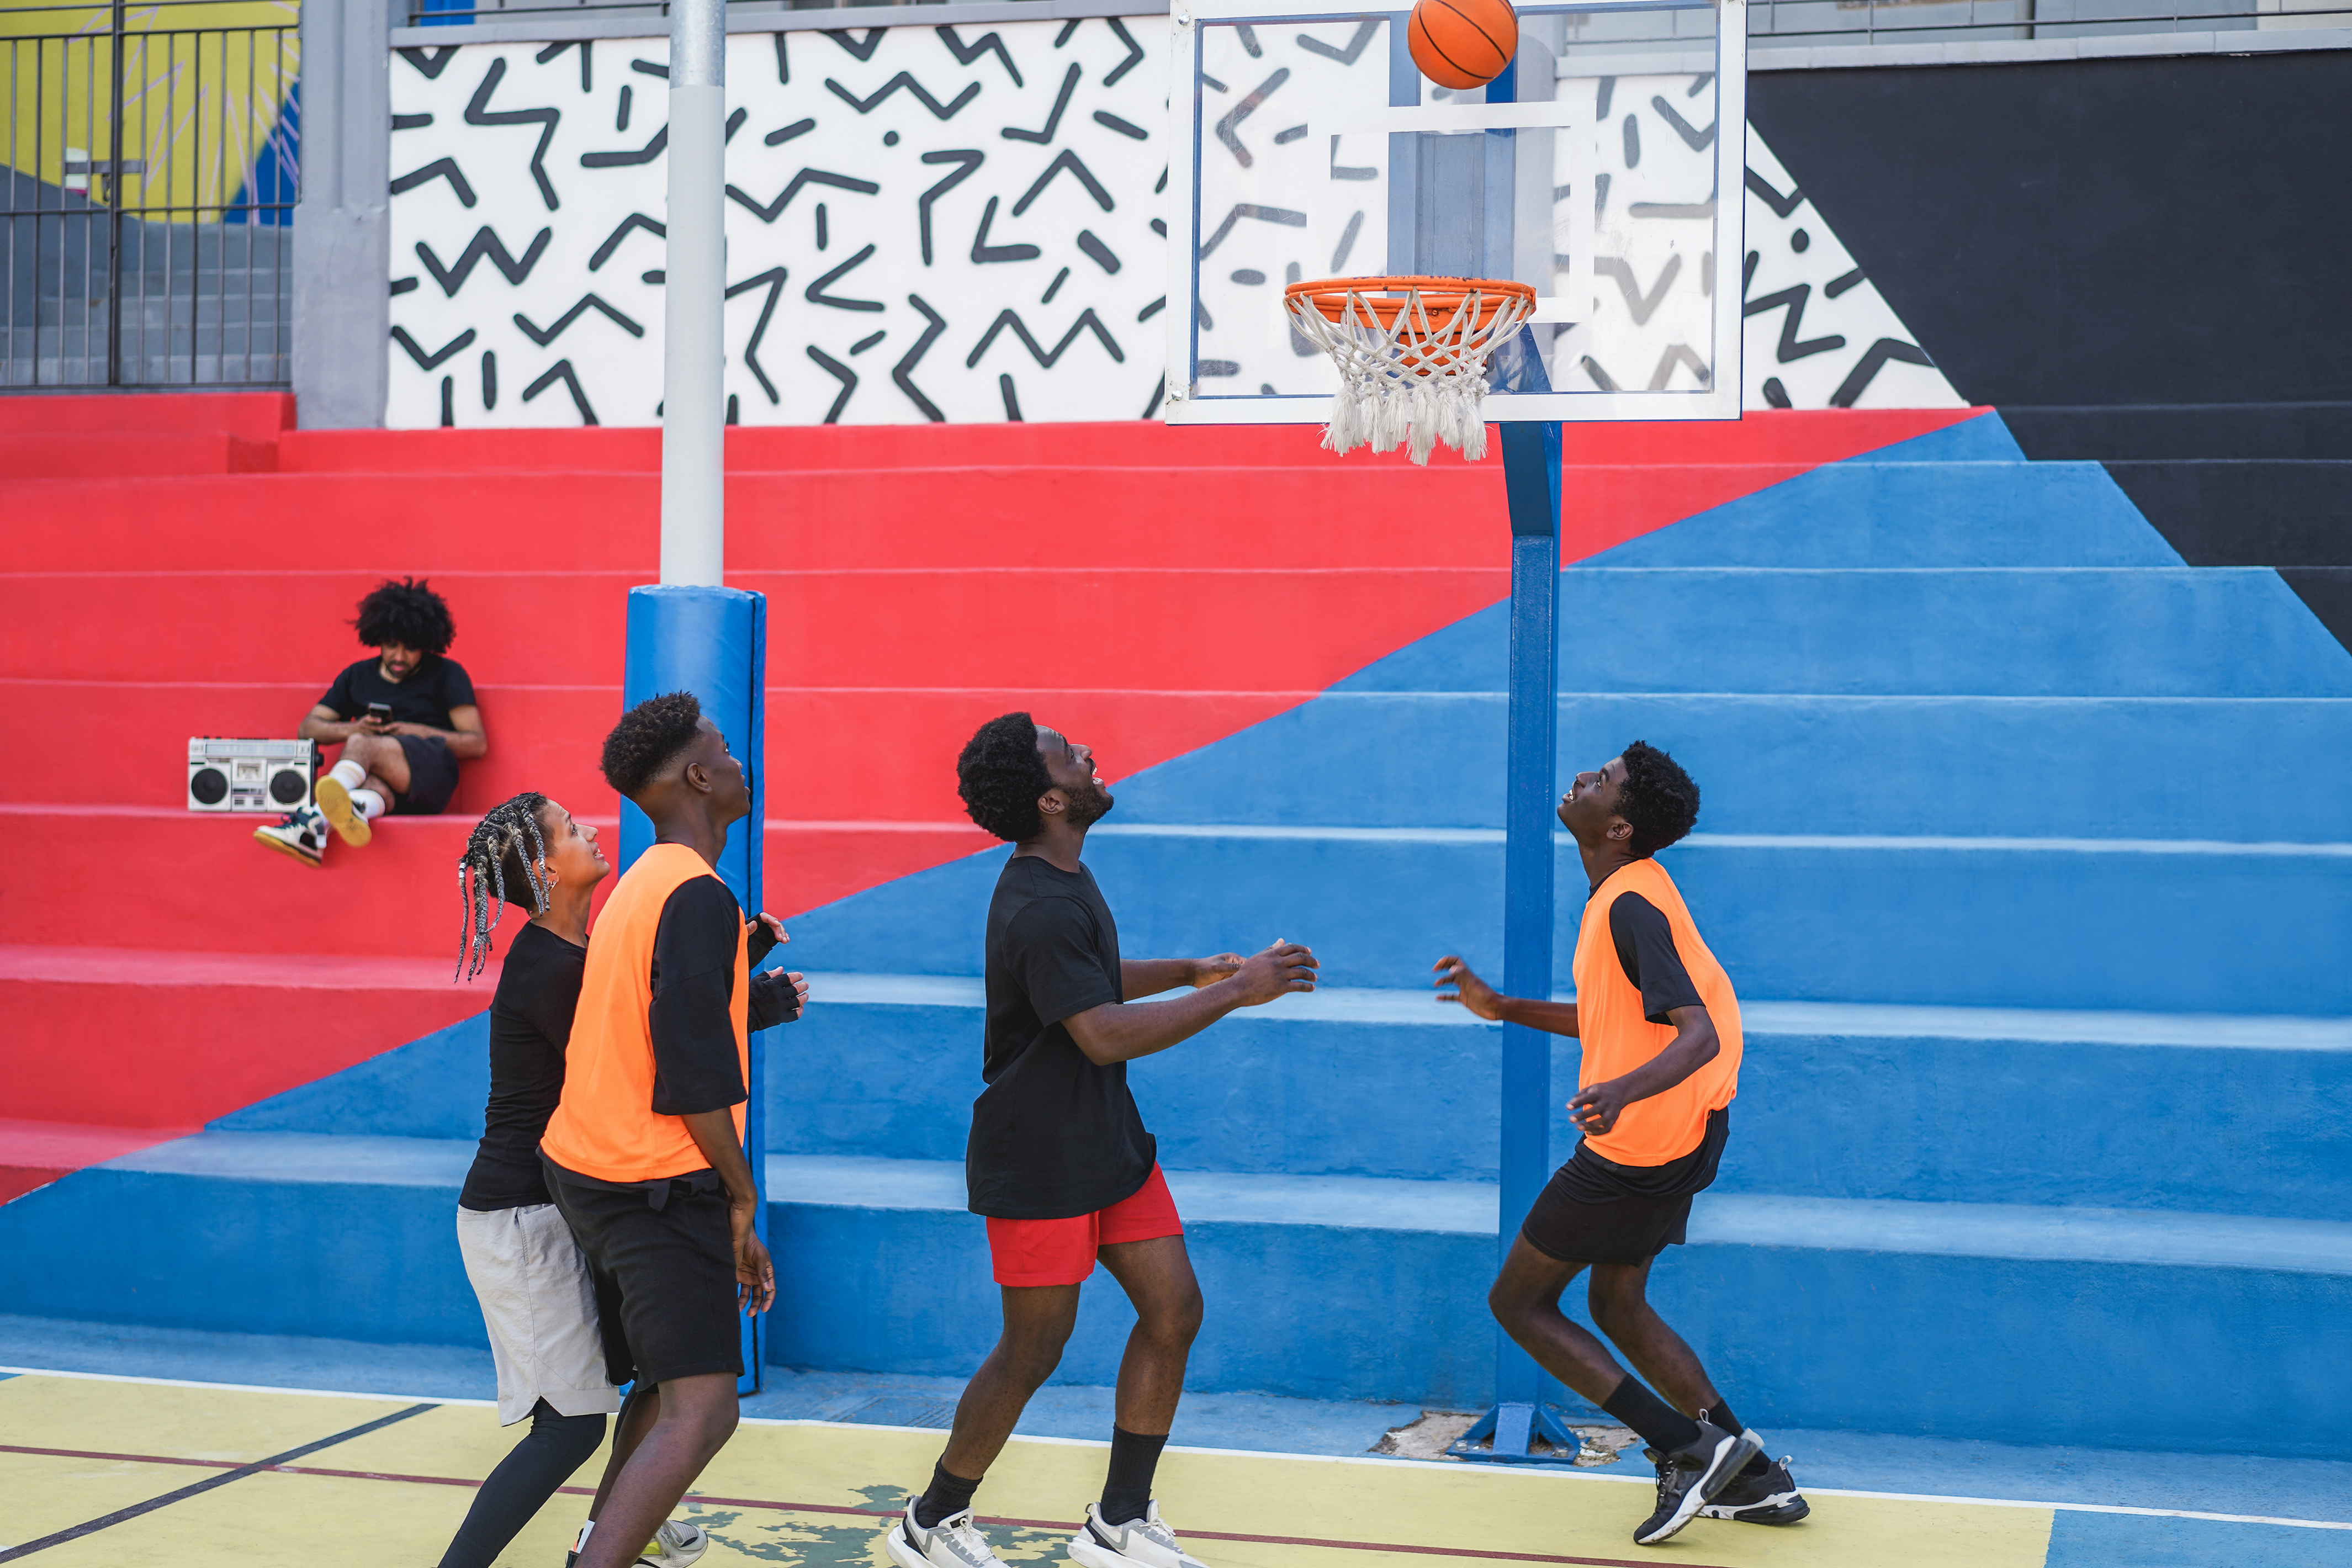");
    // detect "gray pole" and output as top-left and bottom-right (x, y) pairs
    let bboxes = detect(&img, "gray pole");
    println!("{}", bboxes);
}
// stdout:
(291, 0), (389, 429)
(661, 0), (727, 586)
